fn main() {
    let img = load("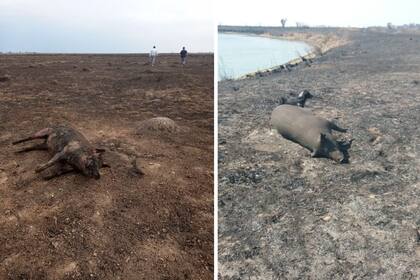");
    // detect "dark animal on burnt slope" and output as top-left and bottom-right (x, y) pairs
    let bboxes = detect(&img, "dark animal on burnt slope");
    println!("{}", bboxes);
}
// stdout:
(279, 90), (313, 107)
